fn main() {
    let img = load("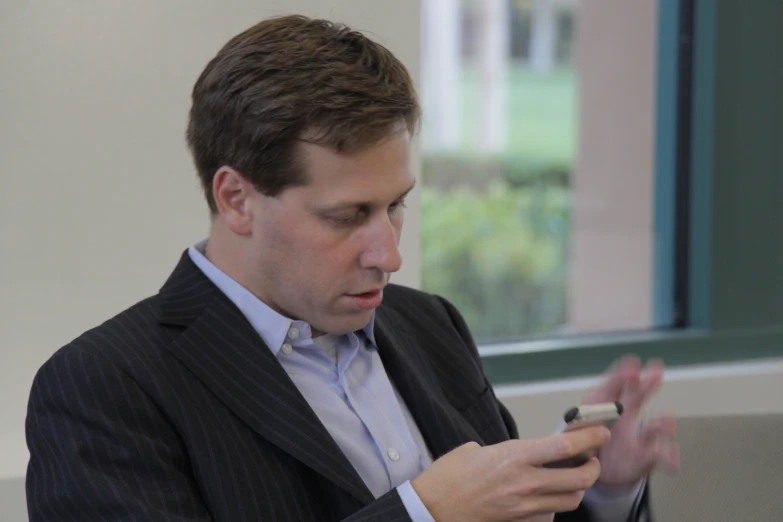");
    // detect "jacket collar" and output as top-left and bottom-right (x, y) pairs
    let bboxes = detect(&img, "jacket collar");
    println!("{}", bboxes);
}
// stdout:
(157, 251), (483, 504)
(159, 252), (375, 503)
